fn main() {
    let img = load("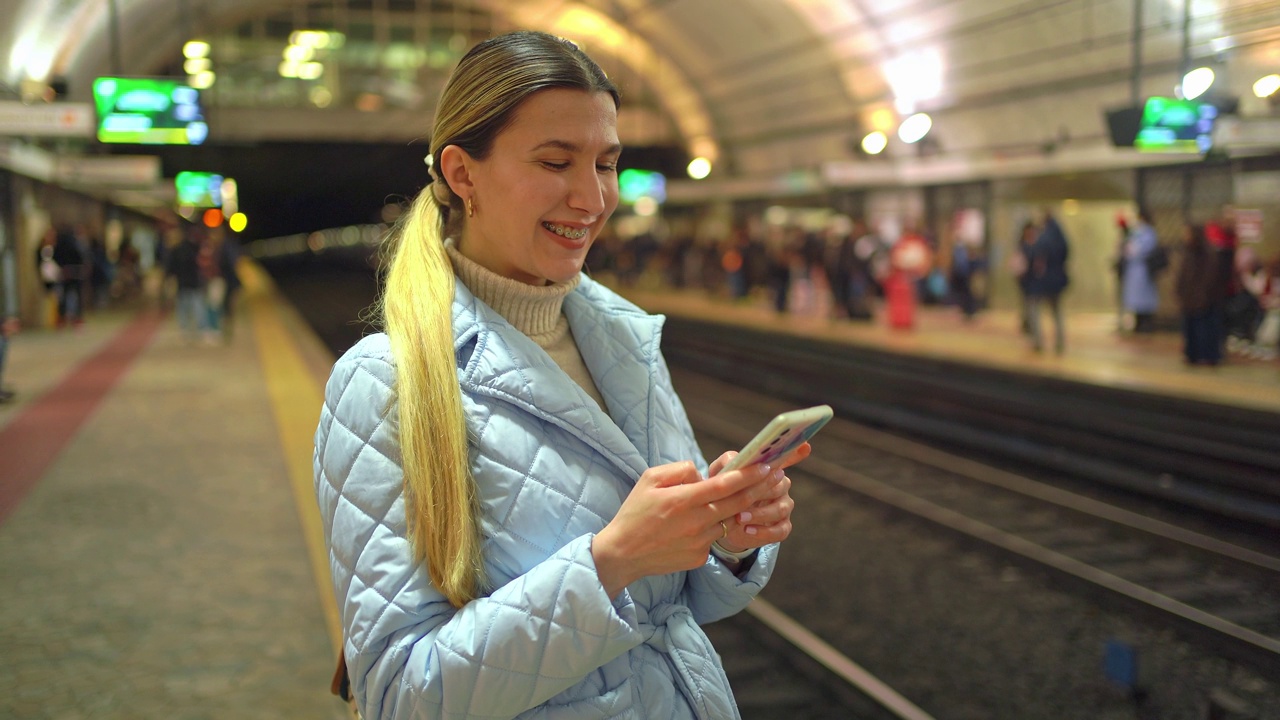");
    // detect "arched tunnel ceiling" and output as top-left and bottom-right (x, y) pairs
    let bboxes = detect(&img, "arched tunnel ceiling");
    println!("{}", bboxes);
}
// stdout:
(3, 0), (1280, 182)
